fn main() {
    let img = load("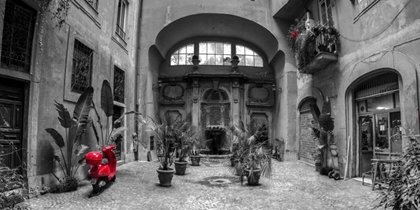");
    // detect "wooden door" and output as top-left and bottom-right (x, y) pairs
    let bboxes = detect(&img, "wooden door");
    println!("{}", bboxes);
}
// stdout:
(0, 78), (24, 170)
